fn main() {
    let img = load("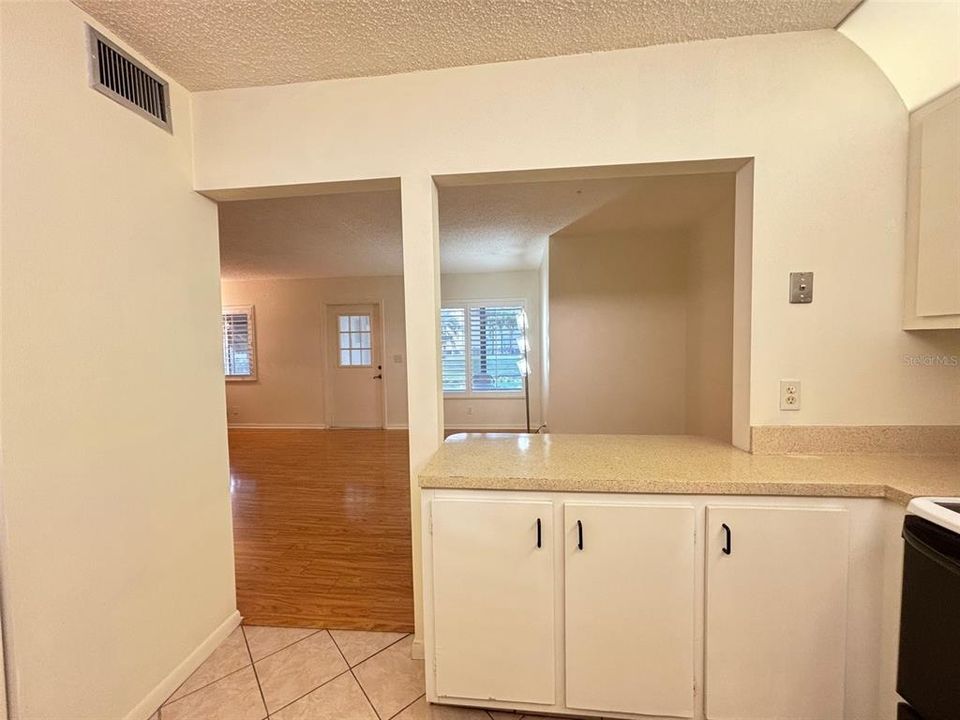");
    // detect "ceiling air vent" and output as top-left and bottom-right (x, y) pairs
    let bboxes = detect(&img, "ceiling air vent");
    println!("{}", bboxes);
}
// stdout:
(87, 26), (171, 132)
